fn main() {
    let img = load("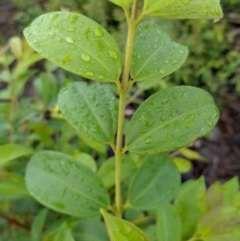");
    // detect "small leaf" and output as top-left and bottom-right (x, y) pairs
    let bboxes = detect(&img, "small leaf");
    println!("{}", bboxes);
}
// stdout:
(26, 151), (109, 217)
(74, 152), (97, 173)
(156, 204), (181, 241)
(97, 155), (137, 189)
(109, 0), (133, 9)
(101, 209), (150, 241)
(222, 177), (239, 205)
(143, 0), (223, 20)
(127, 154), (180, 210)
(179, 147), (208, 162)
(31, 209), (48, 241)
(0, 144), (33, 166)
(58, 82), (118, 144)
(44, 224), (75, 241)
(126, 86), (219, 155)
(174, 176), (206, 240)
(173, 157), (192, 173)
(9, 36), (22, 59)
(23, 12), (122, 82)
(205, 182), (223, 210)
(131, 23), (188, 82)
